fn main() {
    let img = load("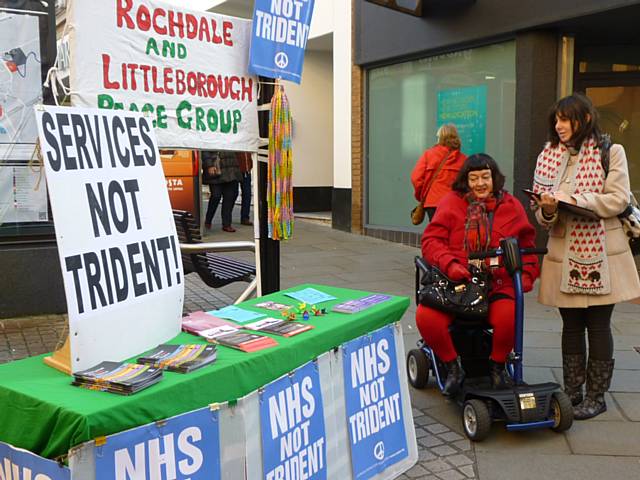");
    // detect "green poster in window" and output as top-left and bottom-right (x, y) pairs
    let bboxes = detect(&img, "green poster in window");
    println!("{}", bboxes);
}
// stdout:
(437, 85), (487, 155)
